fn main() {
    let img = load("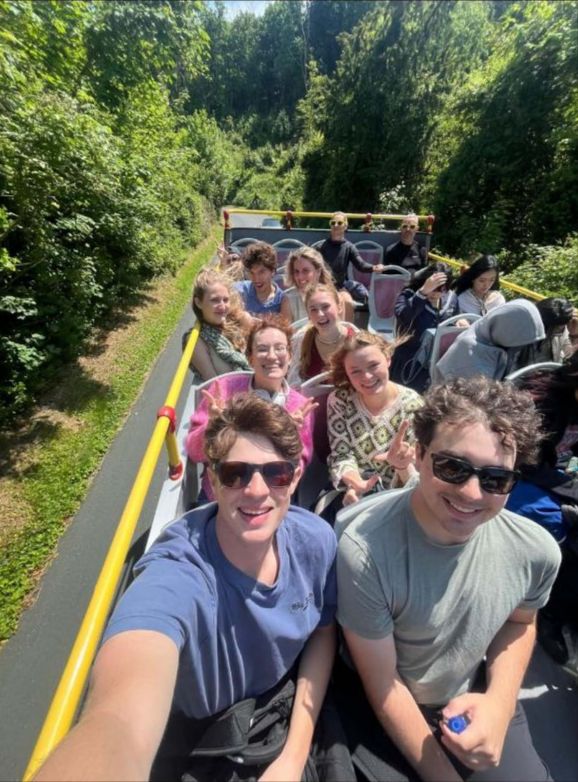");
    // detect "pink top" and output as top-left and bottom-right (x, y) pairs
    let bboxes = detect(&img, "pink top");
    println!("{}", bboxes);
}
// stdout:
(185, 374), (314, 501)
